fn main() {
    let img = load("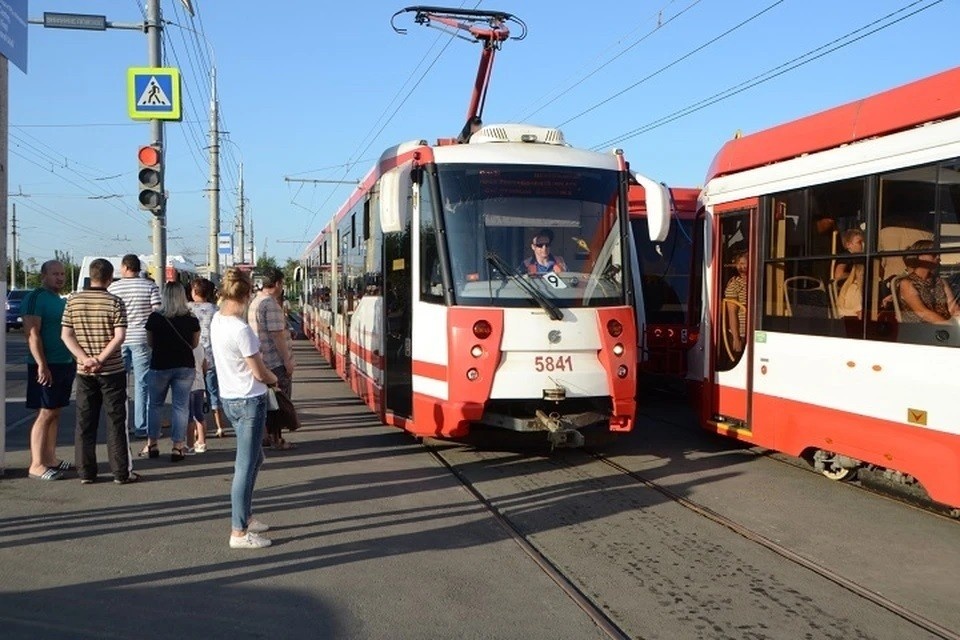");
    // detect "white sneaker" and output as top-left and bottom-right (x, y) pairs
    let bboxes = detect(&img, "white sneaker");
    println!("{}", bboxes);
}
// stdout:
(229, 531), (272, 549)
(247, 518), (270, 533)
